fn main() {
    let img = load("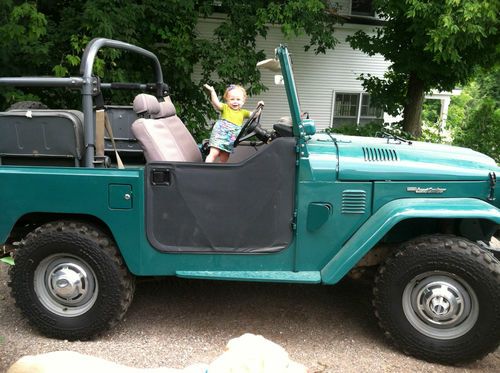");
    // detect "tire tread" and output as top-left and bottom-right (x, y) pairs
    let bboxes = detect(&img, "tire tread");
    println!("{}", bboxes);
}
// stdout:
(8, 220), (135, 340)
(373, 234), (500, 364)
